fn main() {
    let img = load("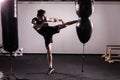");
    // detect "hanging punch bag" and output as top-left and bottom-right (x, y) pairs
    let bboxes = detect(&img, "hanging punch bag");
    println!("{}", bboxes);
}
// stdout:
(75, 0), (94, 44)
(76, 18), (92, 44)
(1, 0), (18, 52)
(75, 0), (93, 18)
(75, 0), (94, 72)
